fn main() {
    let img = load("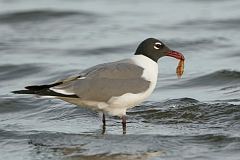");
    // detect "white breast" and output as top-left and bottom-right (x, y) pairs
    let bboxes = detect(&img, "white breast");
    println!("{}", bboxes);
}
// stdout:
(106, 55), (158, 116)
(132, 55), (158, 83)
